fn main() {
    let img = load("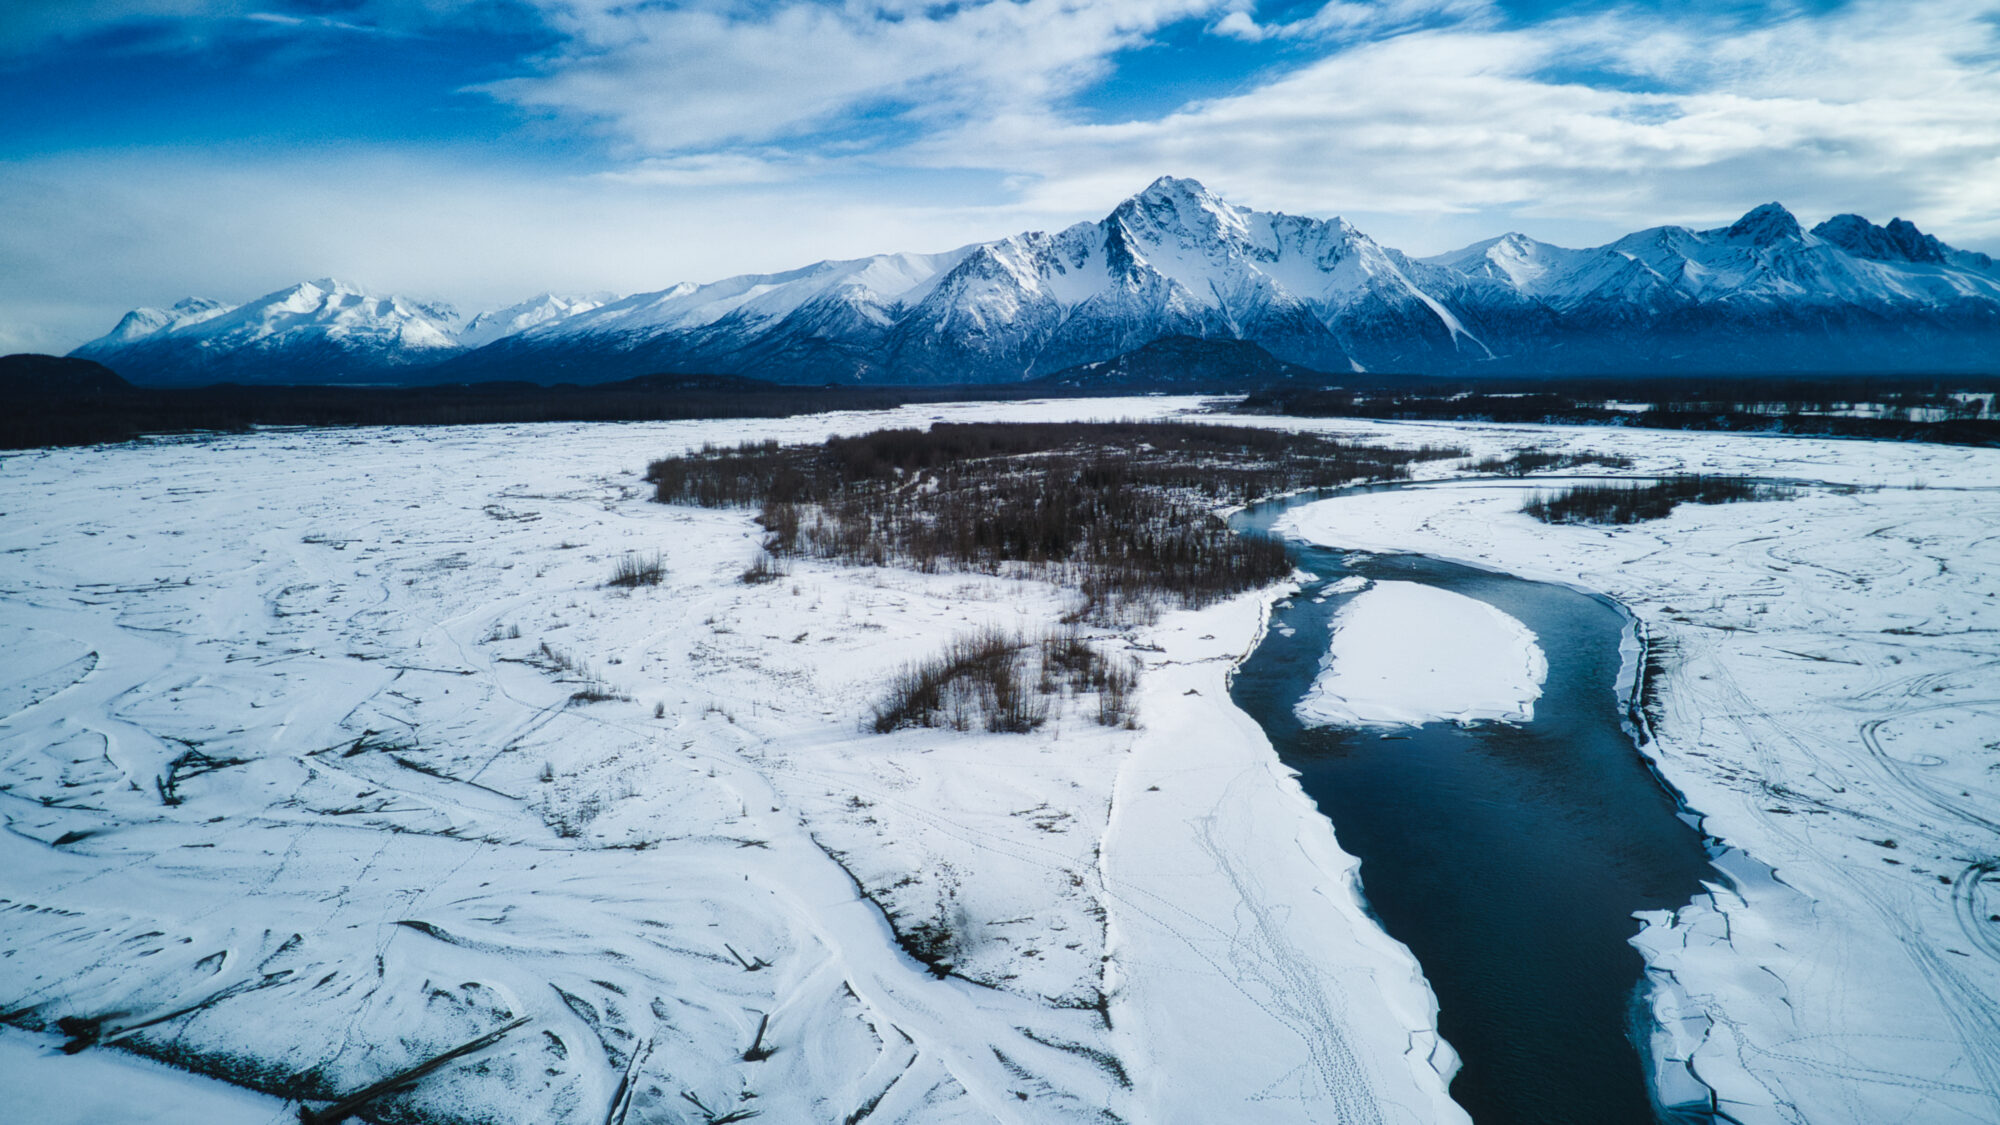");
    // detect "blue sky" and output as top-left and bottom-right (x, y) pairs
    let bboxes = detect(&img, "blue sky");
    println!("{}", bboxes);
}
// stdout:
(4, 0), (1998, 351)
